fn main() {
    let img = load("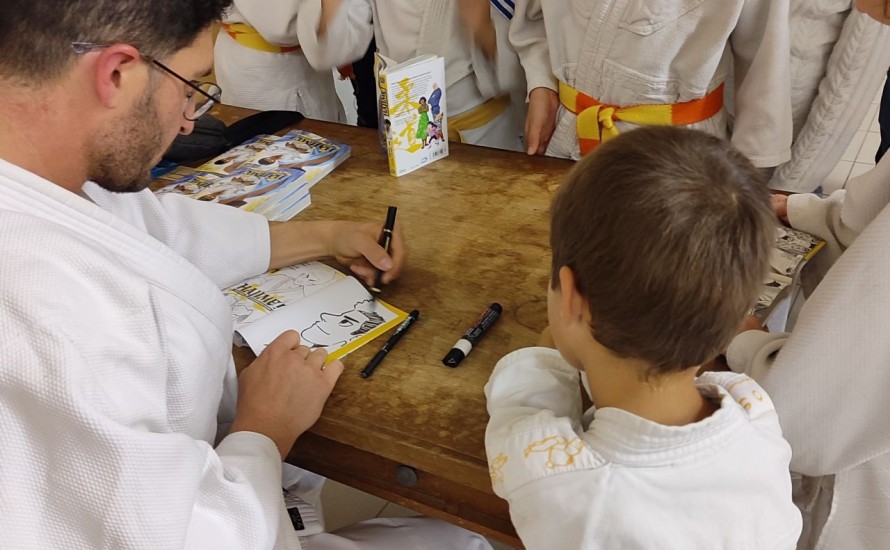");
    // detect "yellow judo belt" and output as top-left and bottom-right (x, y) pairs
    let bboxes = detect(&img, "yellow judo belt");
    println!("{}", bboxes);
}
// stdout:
(559, 81), (725, 155)
(220, 22), (355, 78)
(448, 95), (511, 143)
(220, 22), (302, 54)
